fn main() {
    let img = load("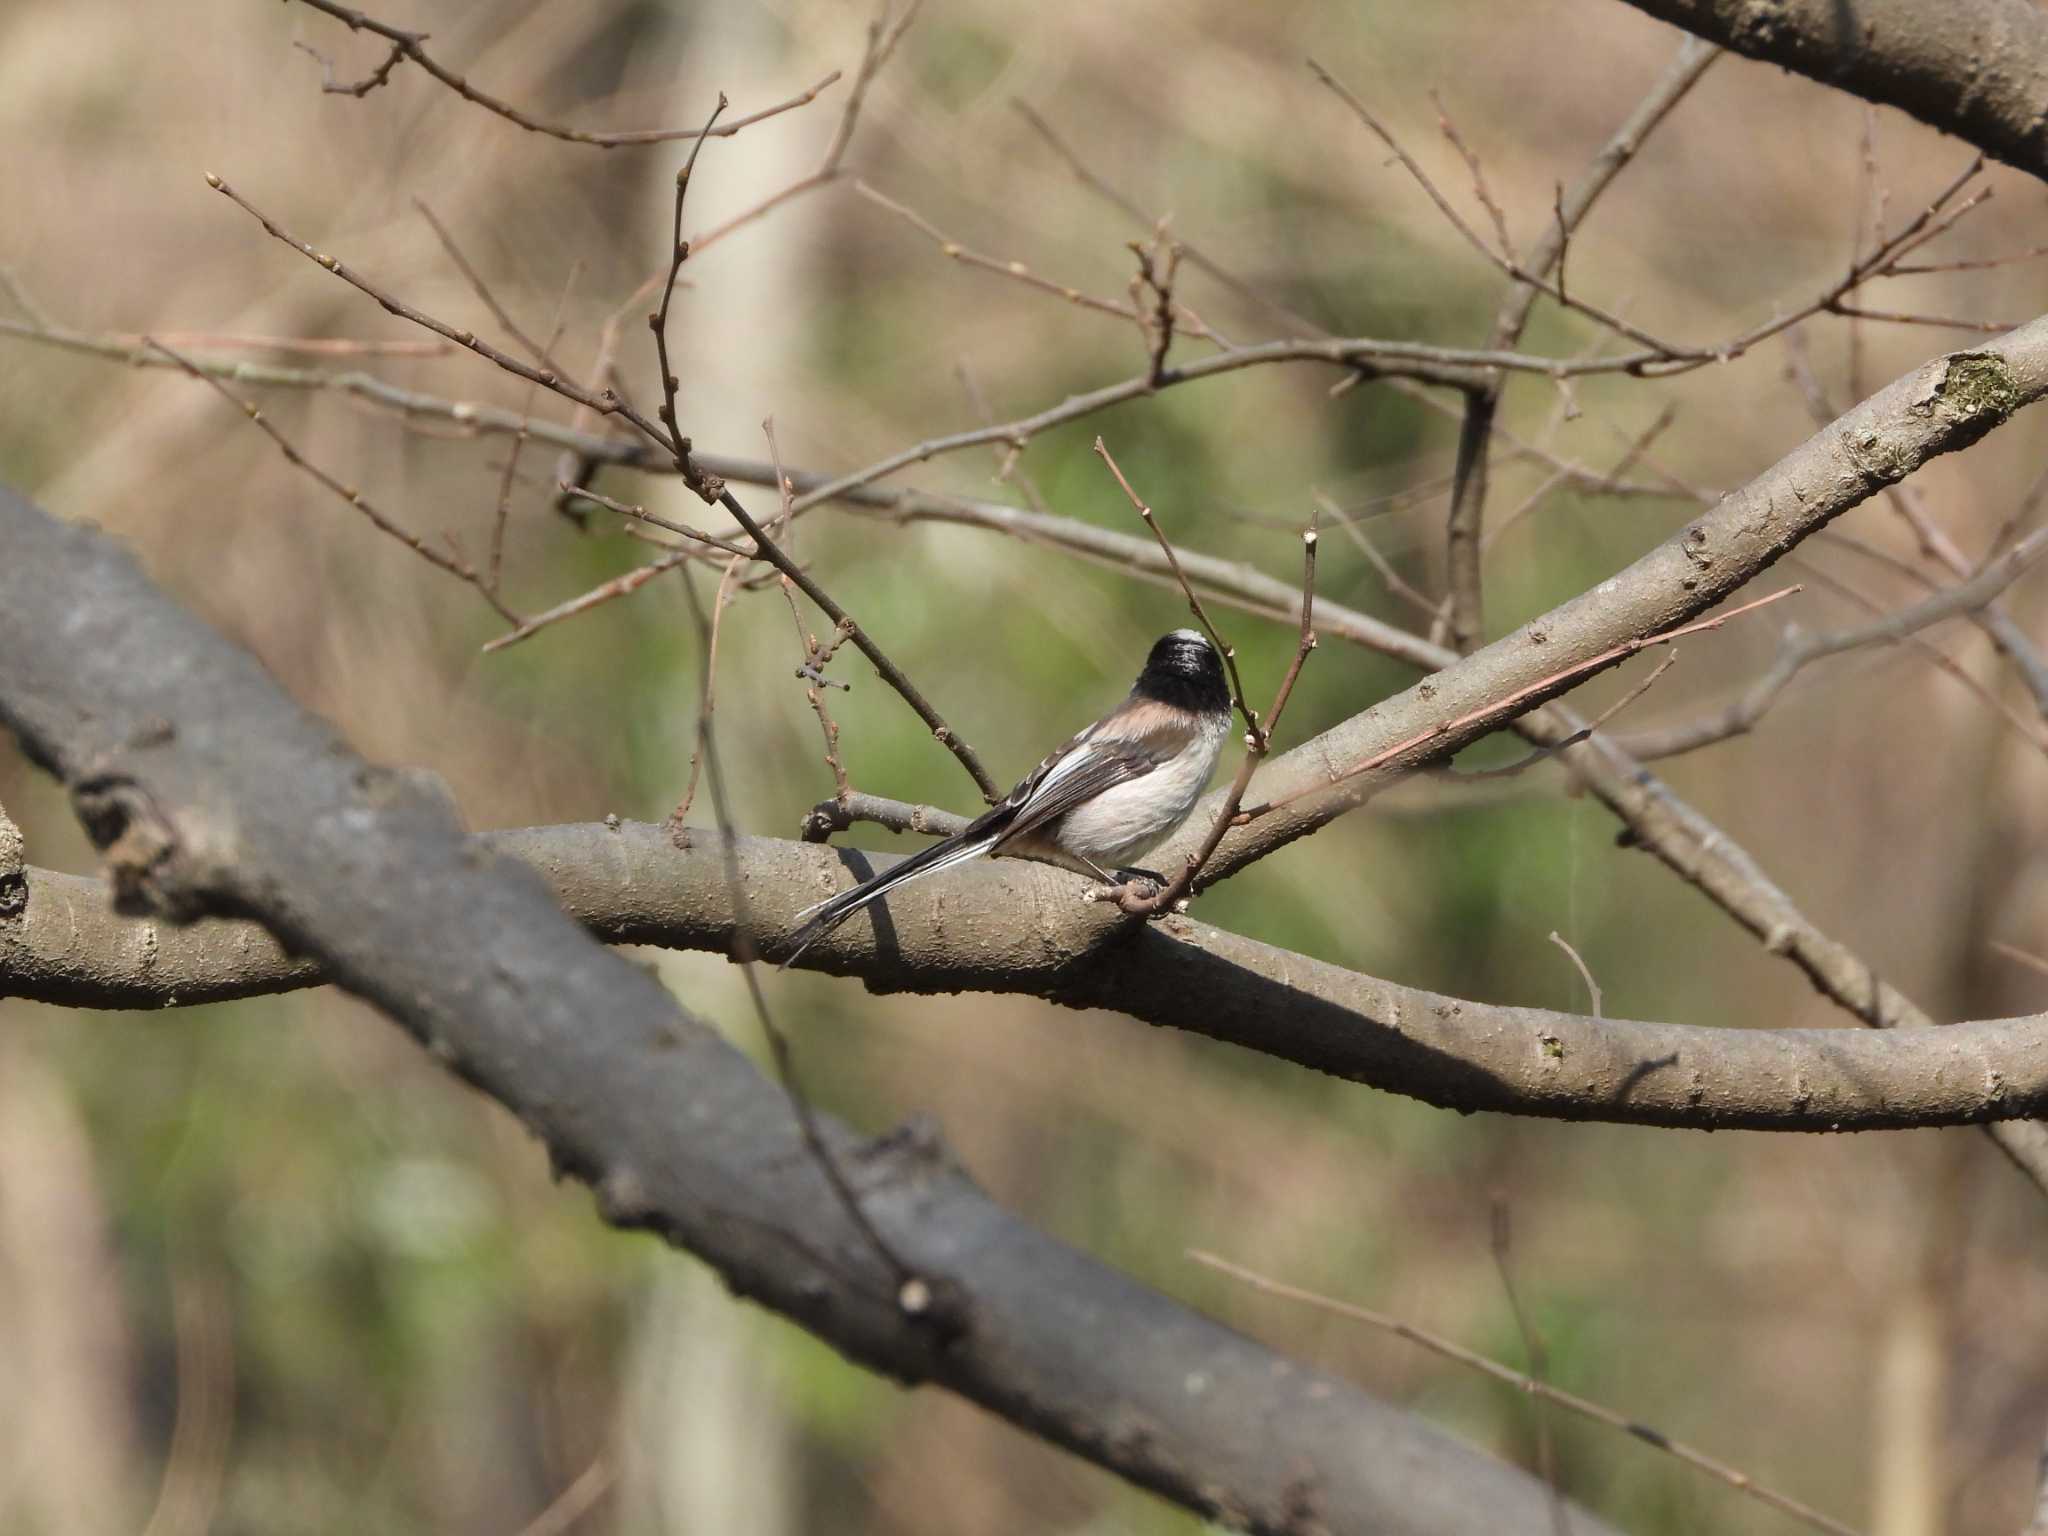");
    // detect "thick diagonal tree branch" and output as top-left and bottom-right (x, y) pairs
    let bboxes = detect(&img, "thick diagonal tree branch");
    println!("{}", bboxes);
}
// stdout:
(1200, 327), (2048, 880)
(1614, 0), (2048, 183)
(0, 482), (1608, 1536)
